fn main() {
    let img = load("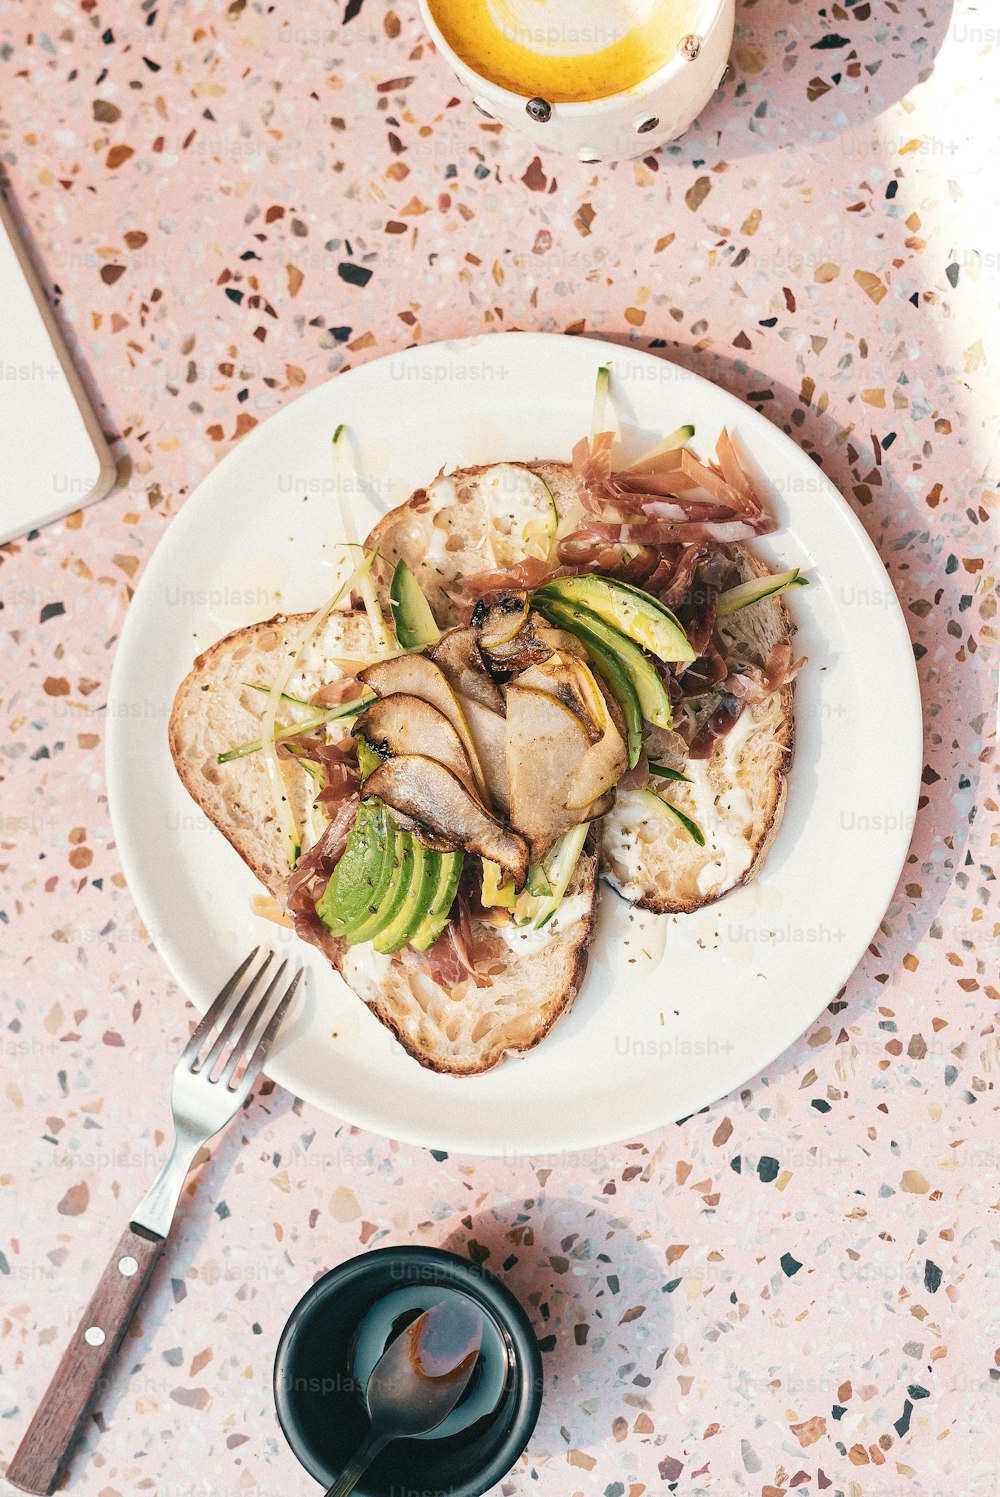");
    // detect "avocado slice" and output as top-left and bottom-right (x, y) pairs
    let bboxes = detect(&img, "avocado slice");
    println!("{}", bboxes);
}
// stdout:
(409, 850), (464, 952)
(374, 838), (437, 952)
(535, 575), (695, 663)
(316, 800), (393, 936)
(389, 559), (441, 649)
(345, 822), (413, 946)
(532, 594), (673, 732)
(374, 839), (439, 954)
